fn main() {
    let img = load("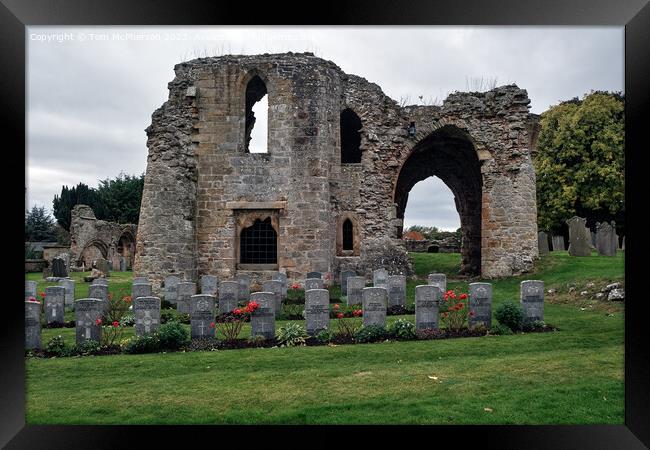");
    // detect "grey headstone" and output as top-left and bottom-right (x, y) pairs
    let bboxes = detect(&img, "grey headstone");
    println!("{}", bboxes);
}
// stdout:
(622, 236), (625, 251)
(92, 278), (109, 286)
(96, 258), (110, 276)
(596, 222), (617, 256)
(45, 286), (65, 325)
(271, 272), (288, 299)
(362, 287), (387, 327)
(427, 273), (447, 294)
(346, 276), (365, 305)
(340, 270), (356, 296)
(538, 231), (549, 255)
(306, 271), (322, 280)
(164, 275), (181, 303)
(590, 230), (597, 249)
(305, 289), (330, 335)
(190, 294), (215, 339)
(520, 280), (544, 321)
(134, 296), (161, 335)
(119, 257), (126, 272)
(372, 269), (389, 289)
(200, 275), (219, 296)
(58, 279), (75, 311)
(177, 282), (196, 314)
(25, 281), (38, 301)
(469, 282), (492, 328)
(262, 280), (283, 317)
(235, 273), (251, 302)
(551, 235), (565, 251)
(250, 292), (275, 339)
(25, 300), (41, 350)
(387, 275), (406, 307)
(305, 278), (324, 291)
(566, 217), (591, 256)
(132, 283), (152, 300)
(218, 281), (239, 314)
(415, 285), (441, 331)
(88, 284), (109, 315)
(51, 257), (68, 278)
(133, 277), (148, 284)
(75, 298), (103, 345)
